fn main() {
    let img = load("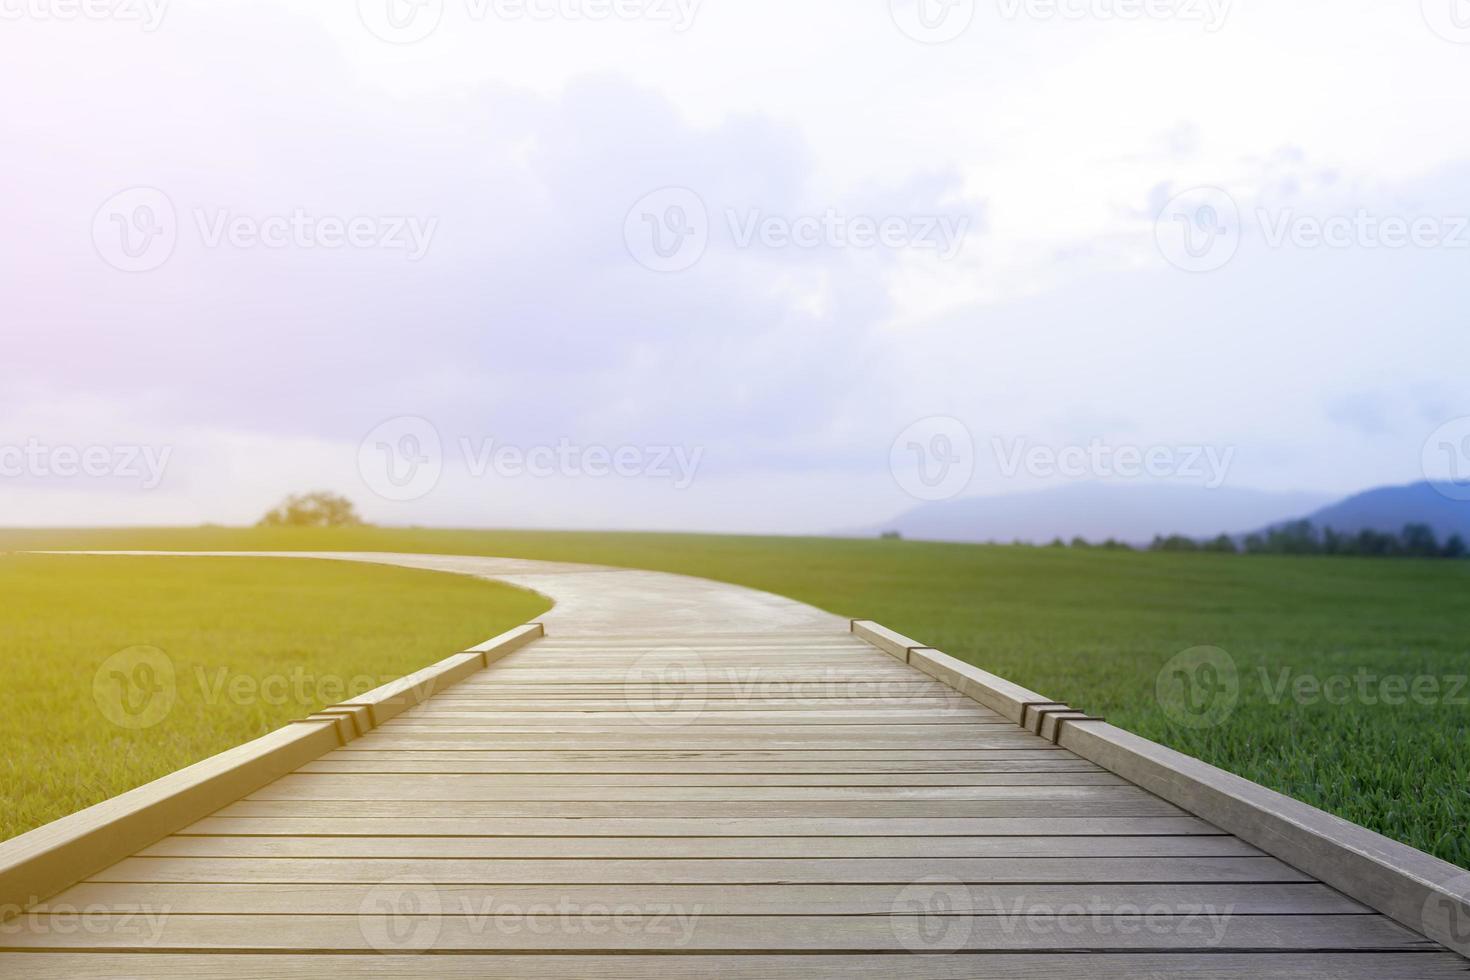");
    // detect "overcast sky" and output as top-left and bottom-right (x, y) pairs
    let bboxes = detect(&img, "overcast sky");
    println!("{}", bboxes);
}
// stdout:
(3, 0), (1469, 531)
